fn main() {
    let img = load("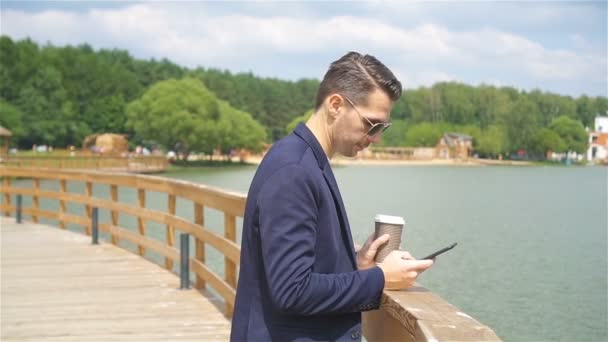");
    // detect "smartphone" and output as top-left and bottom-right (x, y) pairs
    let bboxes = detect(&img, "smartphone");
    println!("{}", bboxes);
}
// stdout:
(421, 242), (458, 260)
